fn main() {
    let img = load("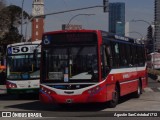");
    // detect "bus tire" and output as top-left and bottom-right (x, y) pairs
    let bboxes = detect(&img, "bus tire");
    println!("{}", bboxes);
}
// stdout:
(108, 85), (119, 108)
(133, 80), (142, 98)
